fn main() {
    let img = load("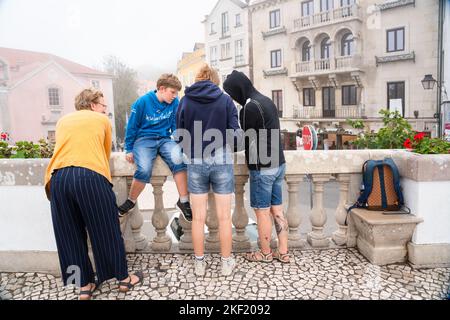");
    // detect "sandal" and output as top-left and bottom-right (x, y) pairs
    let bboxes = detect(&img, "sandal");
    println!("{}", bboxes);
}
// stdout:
(118, 271), (144, 293)
(273, 250), (291, 264)
(79, 283), (98, 301)
(244, 250), (273, 263)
